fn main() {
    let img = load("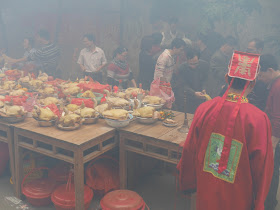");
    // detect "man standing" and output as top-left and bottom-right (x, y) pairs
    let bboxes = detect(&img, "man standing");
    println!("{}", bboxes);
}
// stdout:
(172, 48), (209, 113)
(258, 54), (280, 210)
(77, 34), (107, 83)
(209, 36), (237, 96)
(177, 51), (273, 210)
(247, 38), (264, 54)
(153, 38), (186, 83)
(29, 29), (60, 77)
